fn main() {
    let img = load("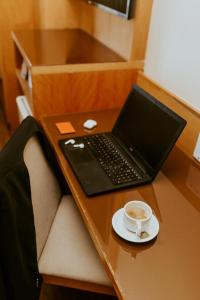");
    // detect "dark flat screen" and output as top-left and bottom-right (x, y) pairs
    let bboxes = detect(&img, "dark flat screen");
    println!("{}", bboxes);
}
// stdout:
(94, 0), (127, 13)
(89, 0), (133, 18)
(112, 85), (187, 174)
